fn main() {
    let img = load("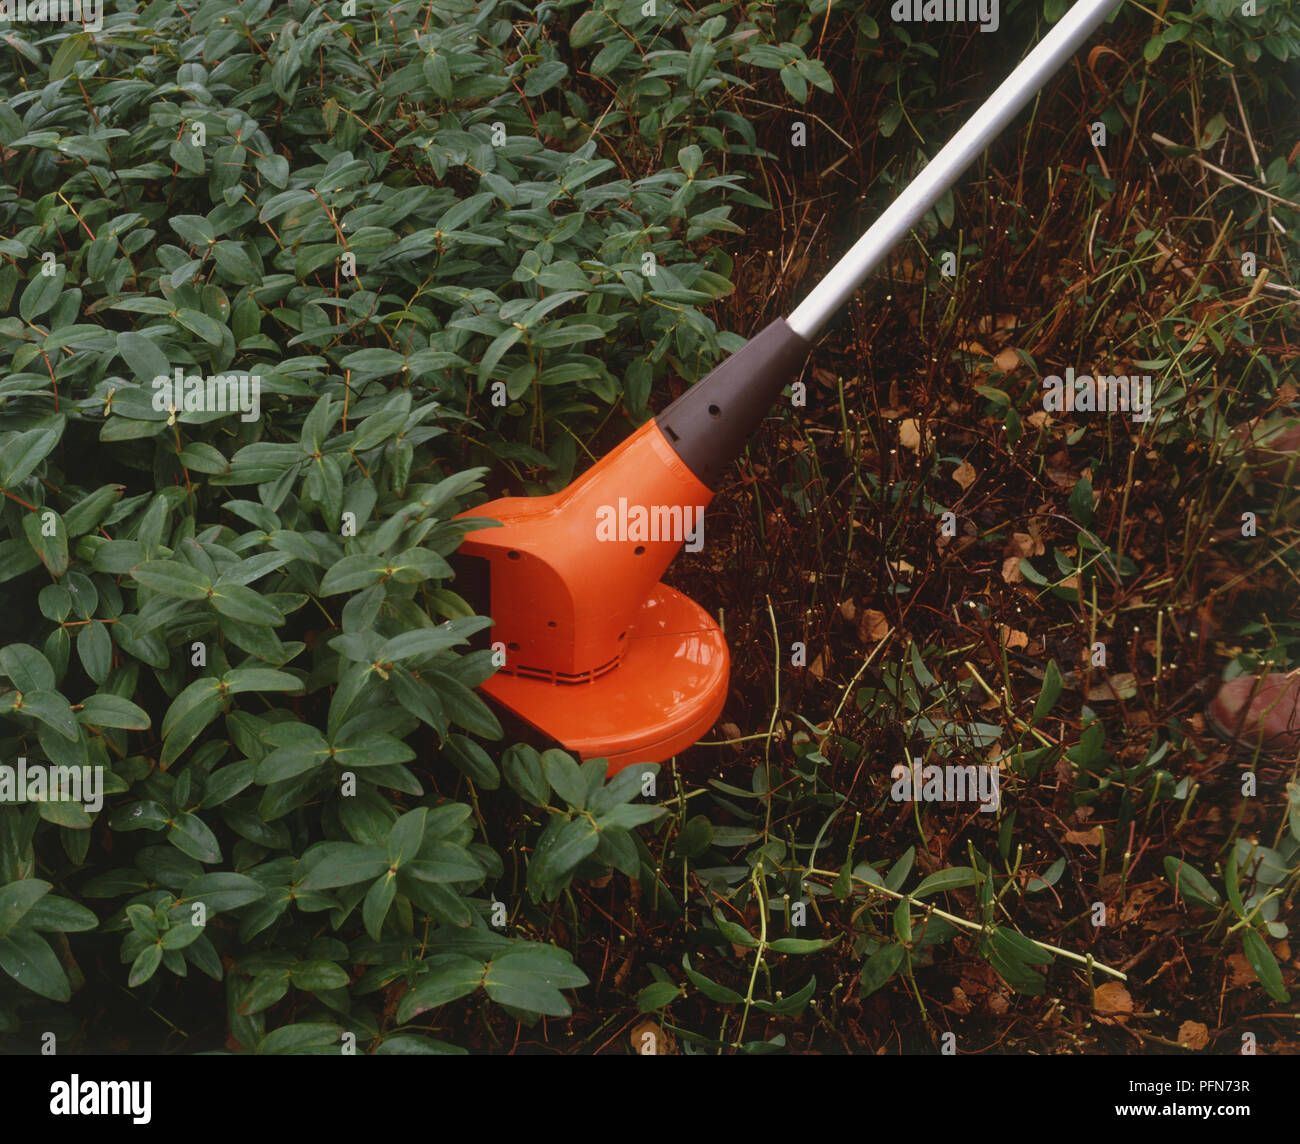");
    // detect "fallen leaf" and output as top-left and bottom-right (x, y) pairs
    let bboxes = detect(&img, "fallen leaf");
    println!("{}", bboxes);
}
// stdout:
(1000, 556), (1023, 584)
(1118, 882), (1161, 924)
(881, 379), (904, 417)
(860, 609), (892, 642)
(959, 967), (993, 996)
(894, 254), (925, 283)
(630, 1018), (674, 1055)
(839, 600), (856, 622)
(1053, 754), (1074, 812)
(1177, 1020), (1210, 1050)
(808, 650), (826, 680)
(993, 346), (1021, 373)
(974, 313), (1020, 335)
(1093, 981), (1133, 1015)
(612, 950), (634, 991)
(1228, 952), (1256, 986)
(1008, 531), (1045, 558)
(952, 461), (977, 490)
(1083, 673), (1139, 701)
(999, 625), (1028, 649)
(1064, 825), (1103, 845)
(898, 418), (923, 452)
